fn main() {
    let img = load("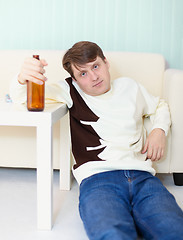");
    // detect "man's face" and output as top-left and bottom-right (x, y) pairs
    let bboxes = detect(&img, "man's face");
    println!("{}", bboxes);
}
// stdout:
(71, 56), (111, 96)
